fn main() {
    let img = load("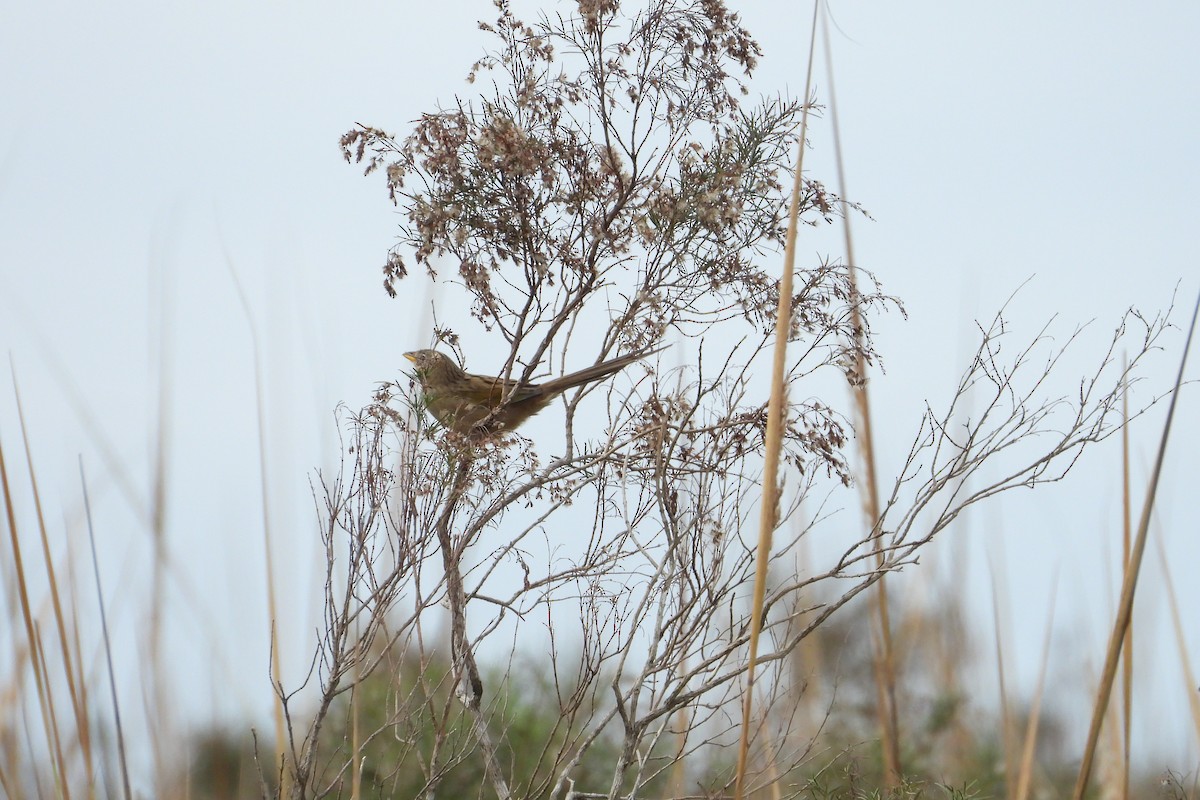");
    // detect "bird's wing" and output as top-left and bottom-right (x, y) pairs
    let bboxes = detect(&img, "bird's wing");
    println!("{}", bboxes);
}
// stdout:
(466, 372), (544, 404)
